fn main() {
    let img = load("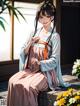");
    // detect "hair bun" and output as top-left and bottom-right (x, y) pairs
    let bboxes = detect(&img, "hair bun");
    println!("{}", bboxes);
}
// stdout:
(44, 0), (53, 5)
